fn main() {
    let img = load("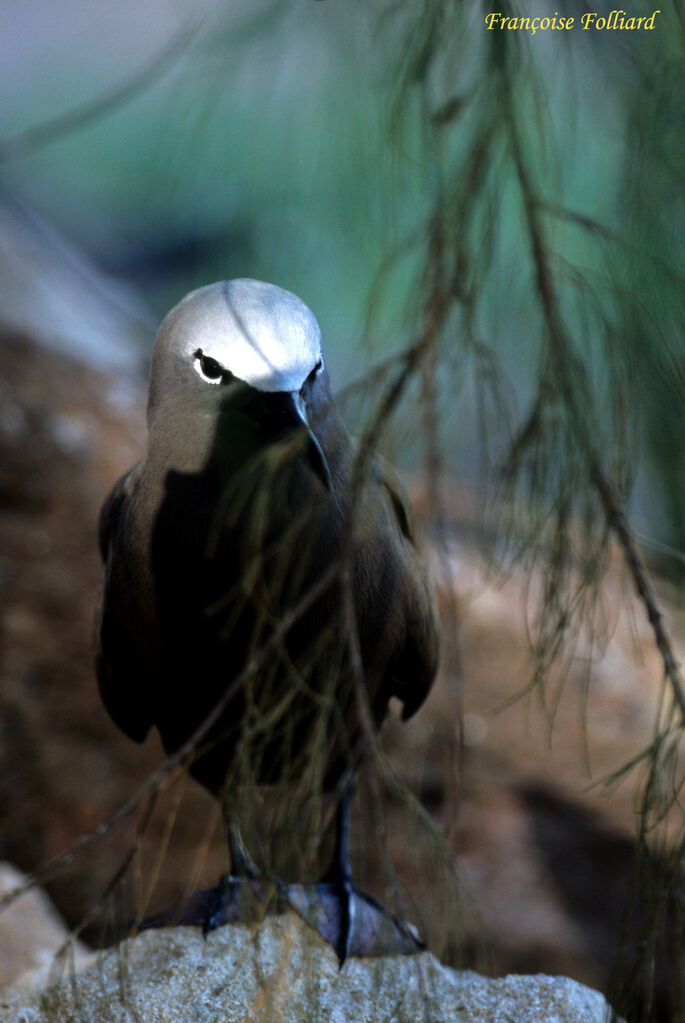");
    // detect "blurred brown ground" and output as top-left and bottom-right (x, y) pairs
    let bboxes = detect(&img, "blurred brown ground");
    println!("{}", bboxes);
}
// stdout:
(0, 328), (679, 1008)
